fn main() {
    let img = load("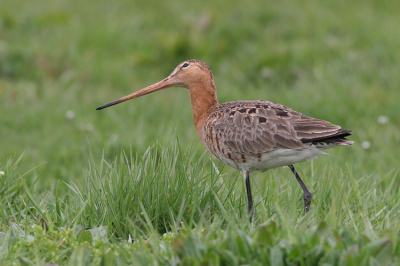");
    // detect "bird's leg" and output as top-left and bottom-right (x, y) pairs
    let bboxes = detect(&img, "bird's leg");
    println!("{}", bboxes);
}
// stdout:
(288, 165), (312, 214)
(243, 170), (255, 222)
